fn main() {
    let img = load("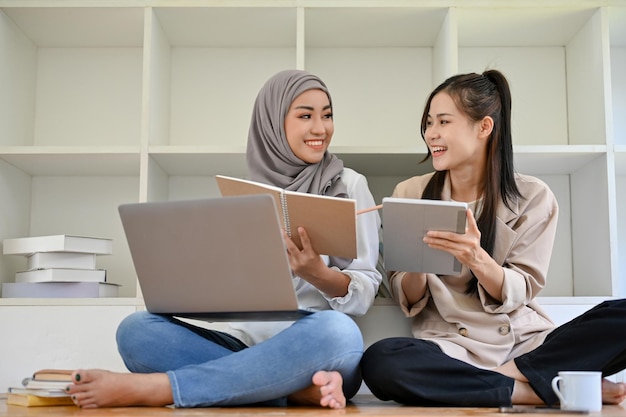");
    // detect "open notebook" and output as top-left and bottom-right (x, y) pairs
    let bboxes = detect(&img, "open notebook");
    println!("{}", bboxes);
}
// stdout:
(215, 175), (357, 258)
(118, 195), (312, 321)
